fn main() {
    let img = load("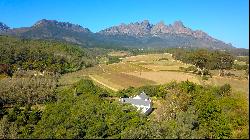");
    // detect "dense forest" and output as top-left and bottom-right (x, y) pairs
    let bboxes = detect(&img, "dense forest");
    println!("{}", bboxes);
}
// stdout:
(0, 35), (129, 76)
(0, 36), (249, 139)
(0, 36), (98, 75)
